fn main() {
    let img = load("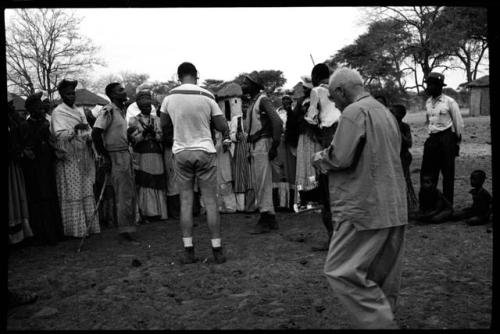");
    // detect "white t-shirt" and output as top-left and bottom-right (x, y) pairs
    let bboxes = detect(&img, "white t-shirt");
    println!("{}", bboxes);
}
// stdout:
(160, 83), (223, 154)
